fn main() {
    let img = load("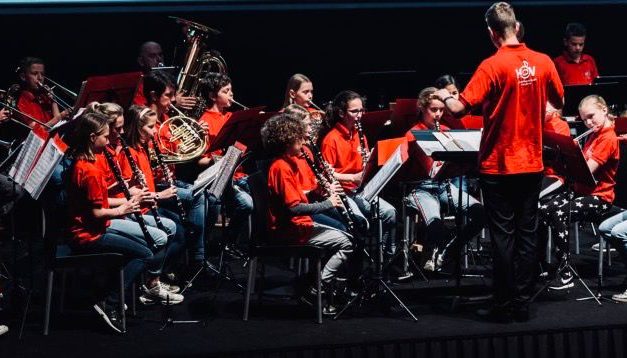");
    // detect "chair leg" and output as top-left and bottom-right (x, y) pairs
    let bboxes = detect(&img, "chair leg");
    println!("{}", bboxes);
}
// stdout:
(296, 258), (302, 276)
(257, 262), (265, 305)
(598, 234), (604, 287)
(243, 257), (257, 321)
(546, 227), (552, 264)
(43, 270), (54, 335)
(130, 282), (137, 317)
(119, 268), (126, 333)
(608, 242), (612, 266)
(316, 258), (322, 324)
(574, 222), (580, 255)
(59, 270), (67, 314)
(304, 258), (309, 274)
